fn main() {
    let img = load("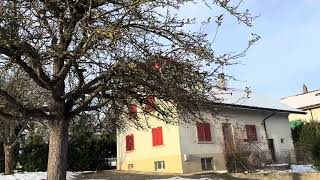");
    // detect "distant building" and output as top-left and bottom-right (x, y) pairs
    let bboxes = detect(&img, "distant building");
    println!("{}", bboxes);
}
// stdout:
(117, 91), (302, 173)
(281, 85), (320, 122)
